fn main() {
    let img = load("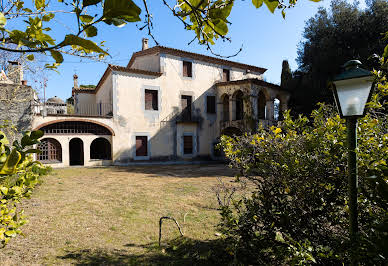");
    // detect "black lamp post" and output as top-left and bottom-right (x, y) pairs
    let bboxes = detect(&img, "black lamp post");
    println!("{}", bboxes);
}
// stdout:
(332, 60), (374, 265)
